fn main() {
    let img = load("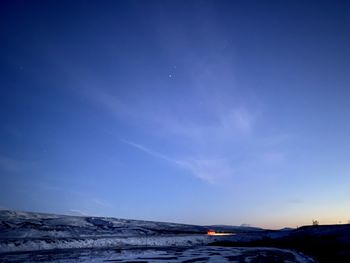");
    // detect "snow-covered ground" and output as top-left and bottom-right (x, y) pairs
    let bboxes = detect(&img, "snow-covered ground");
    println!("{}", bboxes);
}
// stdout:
(0, 246), (316, 262)
(0, 210), (207, 239)
(2, 210), (335, 262)
(0, 235), (222, 253)
(0, 210), (262, 253)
